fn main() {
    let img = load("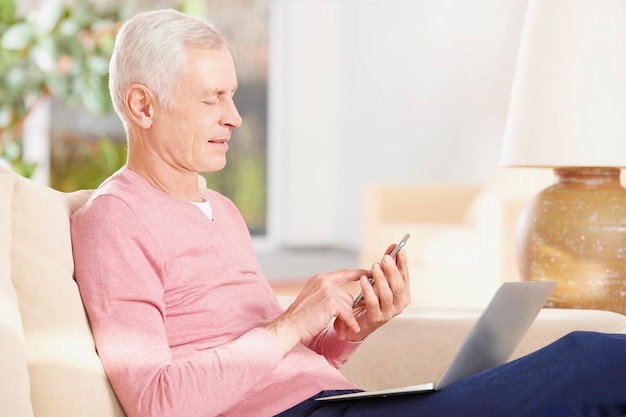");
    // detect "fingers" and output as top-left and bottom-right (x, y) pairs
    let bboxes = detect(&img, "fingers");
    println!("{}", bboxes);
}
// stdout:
(372, 261), (393, 308)
(267, 268), (368, 351)
(365, 249), (410, 313)
(396, 249), (410, 285)
(335, 301), (361, 337)
(269, 260), (408, 350)
(340, 245), (411, 342)
(358, 274), (378, 310)
(313, 268), (370, 290)
(385, 251), (409, 298)
(384, 243), (396, 256)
